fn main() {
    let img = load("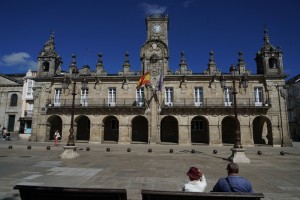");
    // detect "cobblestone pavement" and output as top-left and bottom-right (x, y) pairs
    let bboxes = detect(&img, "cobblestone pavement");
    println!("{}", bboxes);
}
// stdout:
(1, 139), (300, 200)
